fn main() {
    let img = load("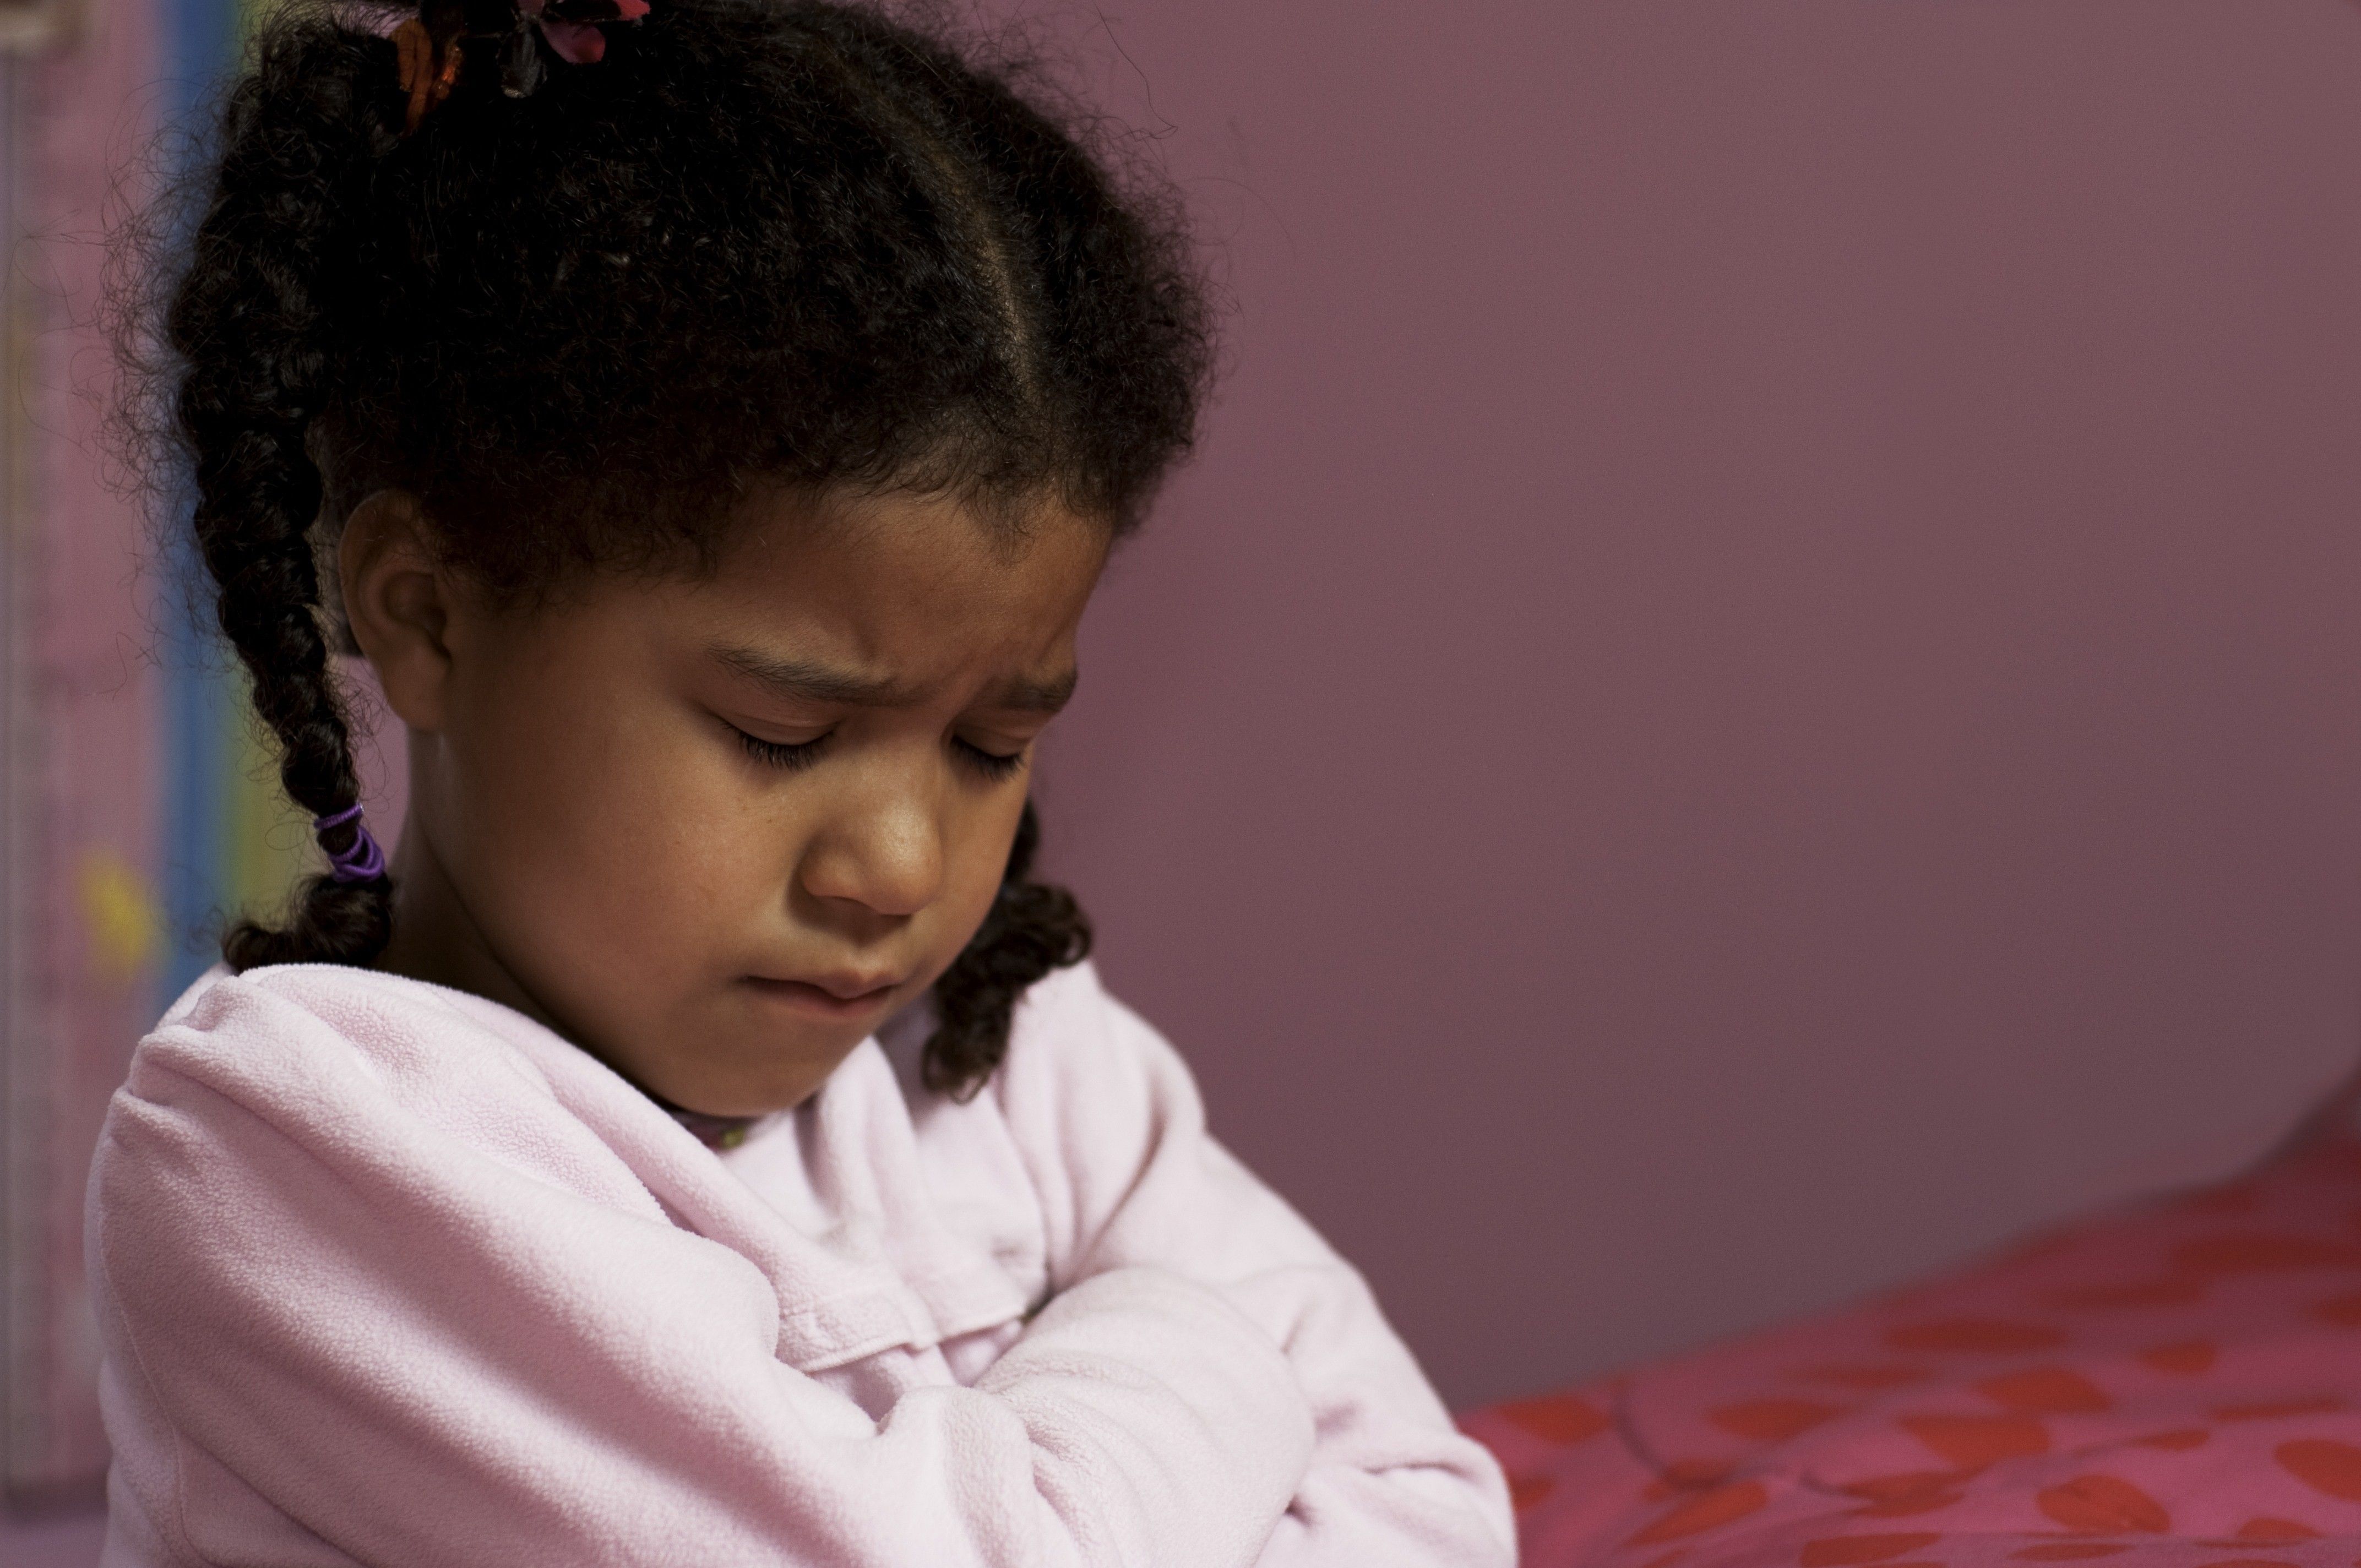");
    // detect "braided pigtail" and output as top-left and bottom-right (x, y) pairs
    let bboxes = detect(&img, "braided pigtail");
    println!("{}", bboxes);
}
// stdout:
(168, 25), (401, 971)
(923, 802), (1091, 1099)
